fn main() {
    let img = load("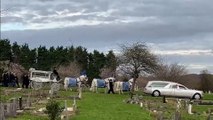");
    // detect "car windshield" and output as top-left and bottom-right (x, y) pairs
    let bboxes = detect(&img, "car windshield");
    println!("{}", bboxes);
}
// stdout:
(150, 82), (169, 87)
